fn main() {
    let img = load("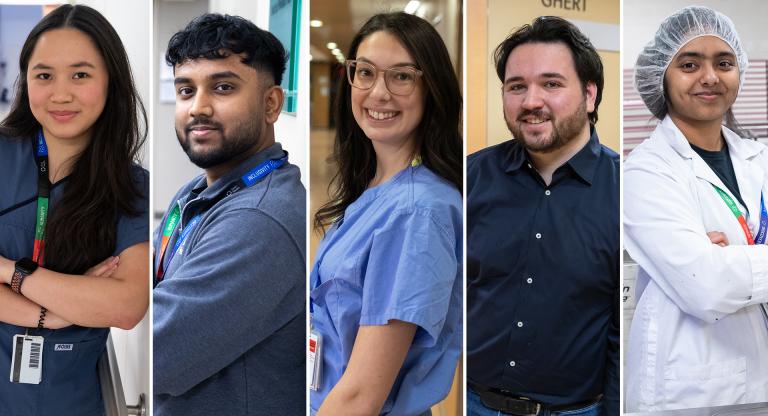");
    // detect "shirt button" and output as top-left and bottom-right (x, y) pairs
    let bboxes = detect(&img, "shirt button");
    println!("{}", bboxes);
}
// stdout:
(535, 233), (542, 239)
(517, 321), (524, 328)
(526, 277), (533, 284)
(509, 360), (516, 367)
(545, 190), (551, 196)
